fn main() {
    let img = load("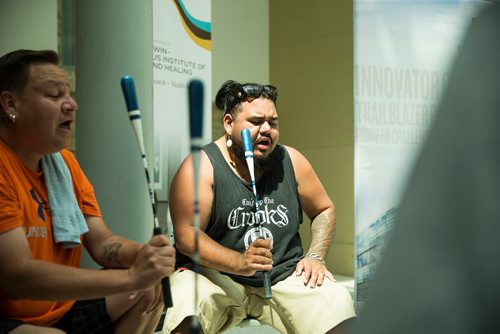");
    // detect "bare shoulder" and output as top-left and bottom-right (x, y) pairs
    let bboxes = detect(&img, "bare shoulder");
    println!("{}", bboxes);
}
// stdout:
(170, 148), (214, 192)
(199, 149), (214, 181)
(282, 144), (301, 160)
(175, 149), (212, 173)
(282, 145), (312, 171)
